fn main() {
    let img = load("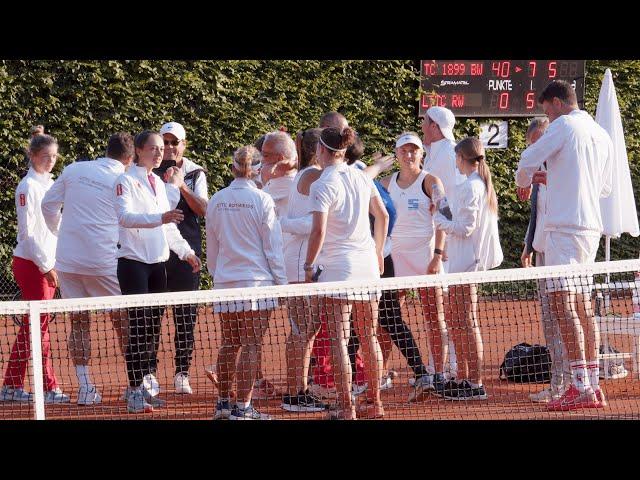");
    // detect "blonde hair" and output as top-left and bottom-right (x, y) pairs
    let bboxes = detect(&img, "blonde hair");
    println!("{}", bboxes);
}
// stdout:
(233, 145), (261, 178)
(455, 137), (498, 214)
